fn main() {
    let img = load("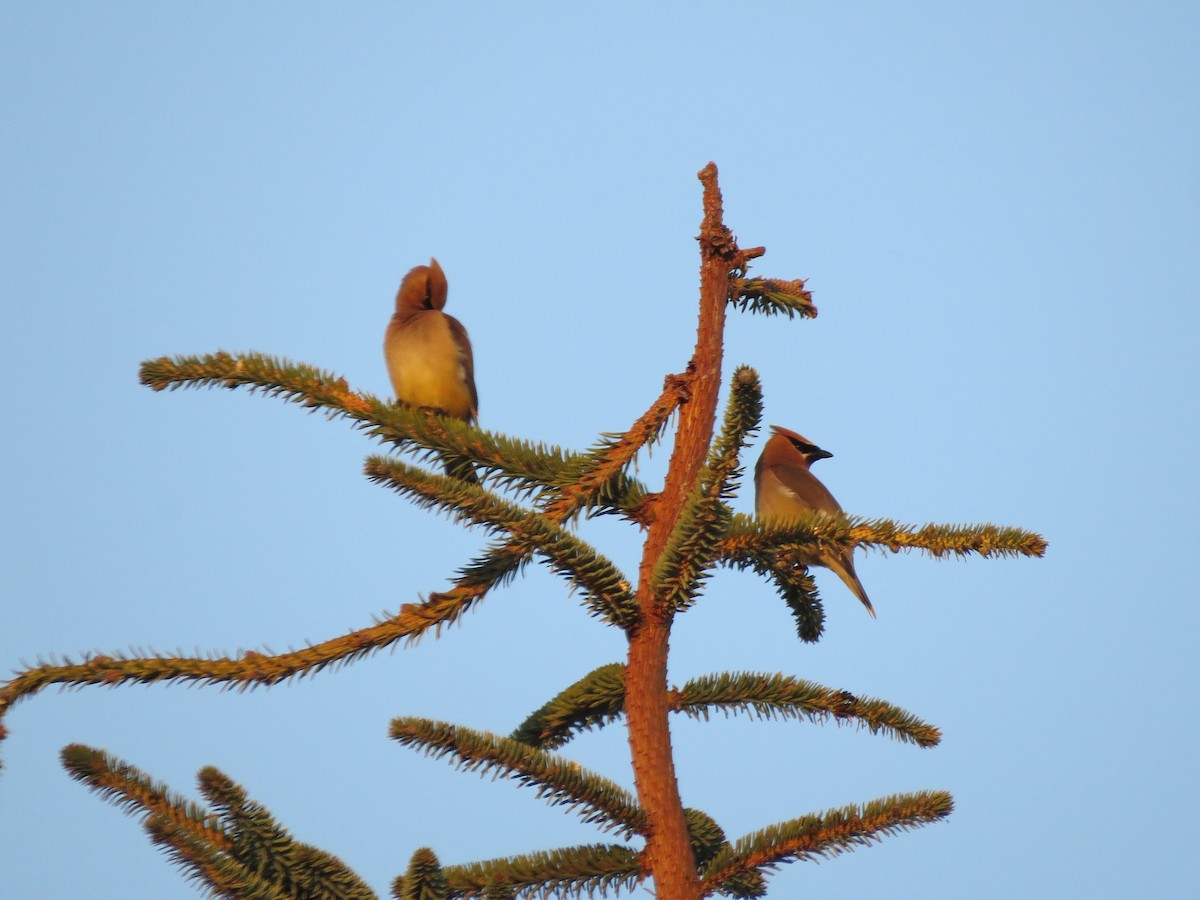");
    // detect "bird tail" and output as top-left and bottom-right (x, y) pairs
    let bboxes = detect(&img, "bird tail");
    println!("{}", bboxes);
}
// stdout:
(826, 551), (876, 618)
(441, 454), (478, 485)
